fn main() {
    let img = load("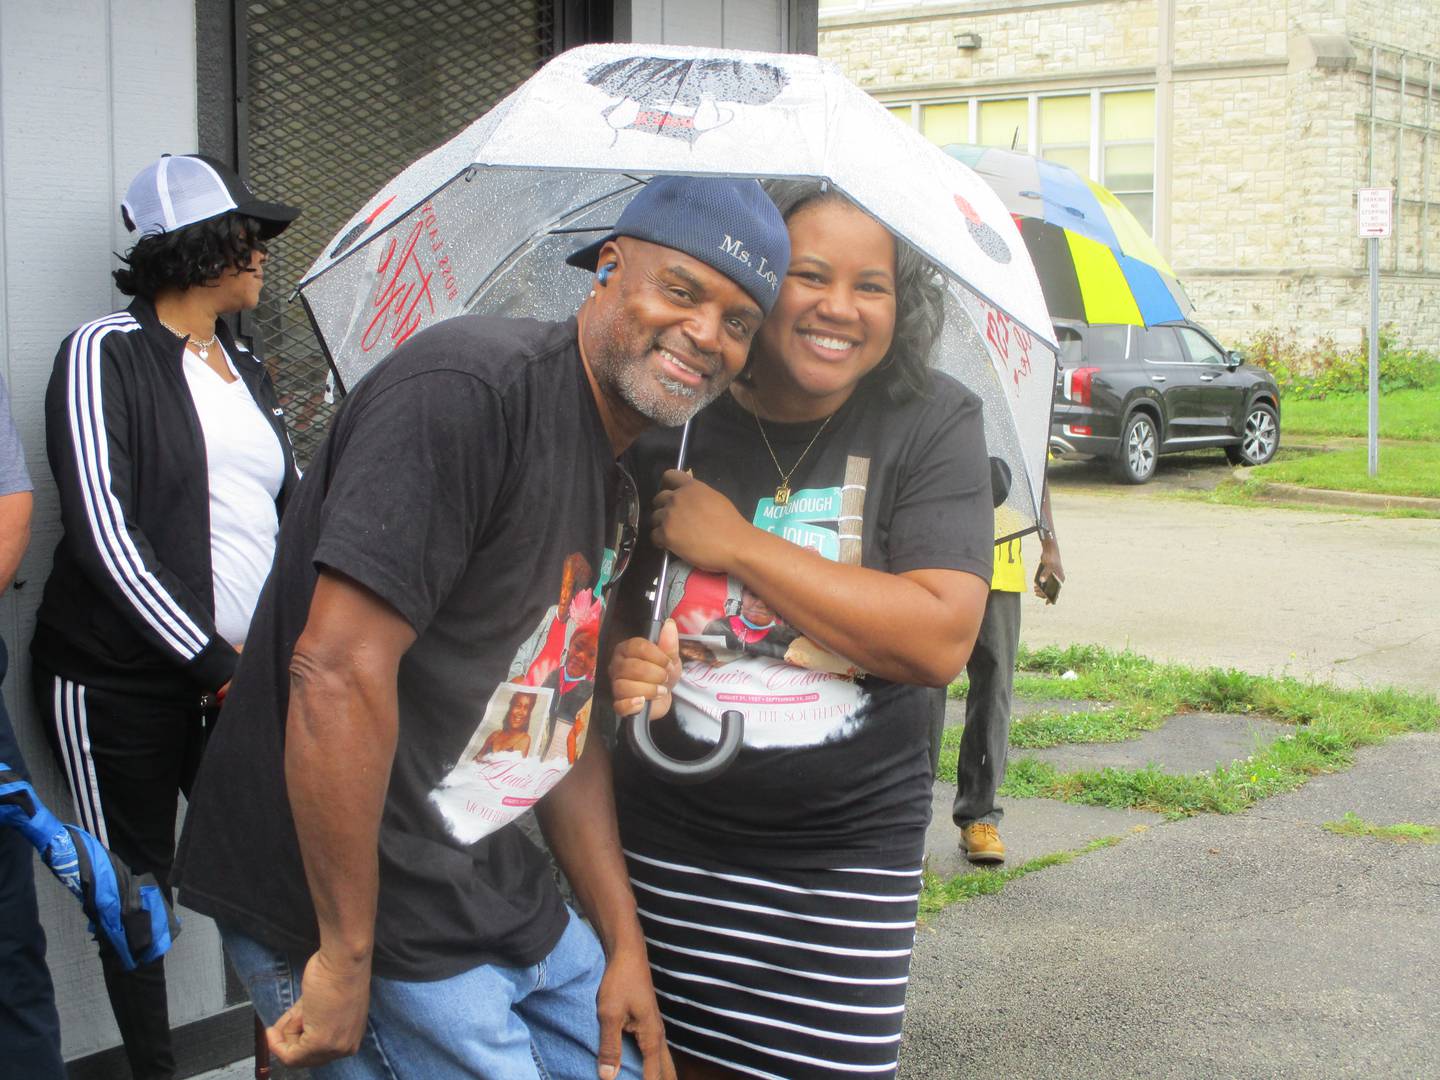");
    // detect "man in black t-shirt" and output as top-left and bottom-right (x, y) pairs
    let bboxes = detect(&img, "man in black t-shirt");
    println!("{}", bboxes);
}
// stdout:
(172, 177), (789, 1079)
